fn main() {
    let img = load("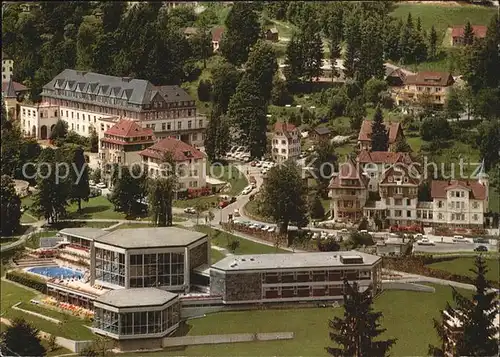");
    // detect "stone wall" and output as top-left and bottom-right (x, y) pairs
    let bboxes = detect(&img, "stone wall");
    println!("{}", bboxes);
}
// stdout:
(382, 282), (436, 293)
(117, 337), (163, 352)
(225, 273), (262, 302)
(189, 242), (208, 270)
(162, 332), (294, 347)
